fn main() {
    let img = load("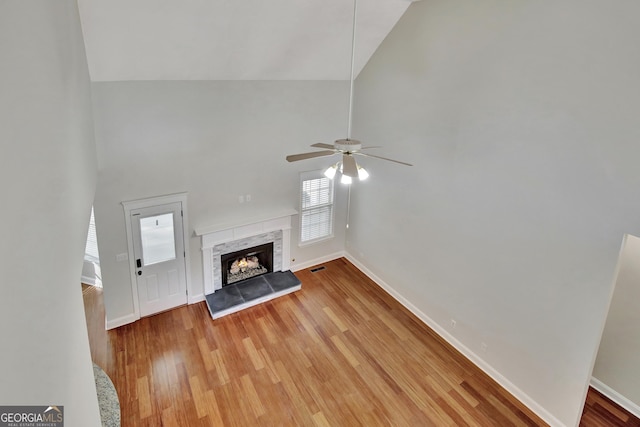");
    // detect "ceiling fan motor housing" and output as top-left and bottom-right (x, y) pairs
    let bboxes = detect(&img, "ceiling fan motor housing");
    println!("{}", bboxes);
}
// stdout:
(335, 139), (362, 153)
